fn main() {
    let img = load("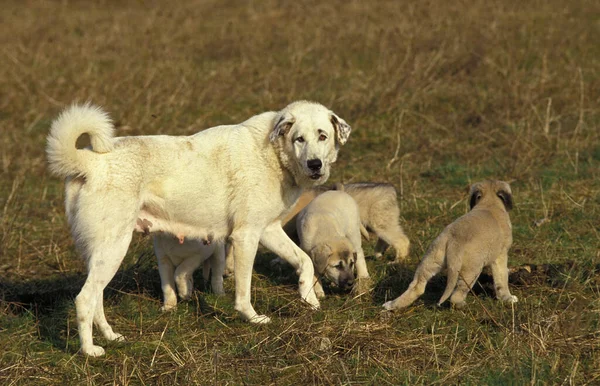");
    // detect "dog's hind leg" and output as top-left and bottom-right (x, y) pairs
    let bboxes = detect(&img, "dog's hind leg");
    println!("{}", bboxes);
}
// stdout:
(371, 224), (410, 262)
(374, 239), (389, 259)
(174, 256), (203, 301)
(231, 228), (269, 323)
(260, 222), (320, 311)
(382, 258), (443, 310)
(448, 267), (481, 309)
(209, 244), (225, 295)
(76, 233), (132, 356)
(156, 251), (178, 311)
(491, 251), (518, 304)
